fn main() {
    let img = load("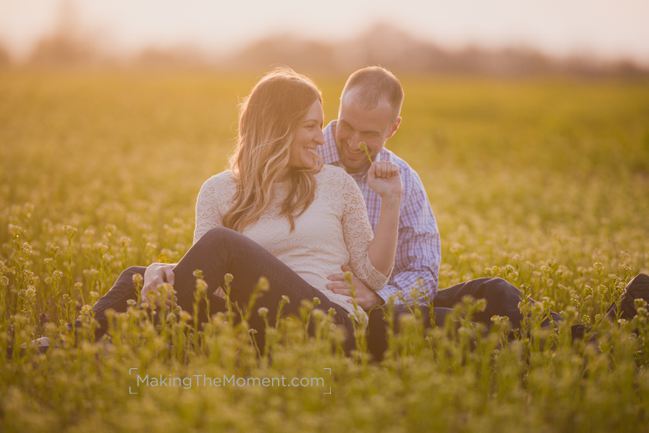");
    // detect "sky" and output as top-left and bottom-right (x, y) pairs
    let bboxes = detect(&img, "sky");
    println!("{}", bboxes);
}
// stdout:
(1, 0), (649, 64)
